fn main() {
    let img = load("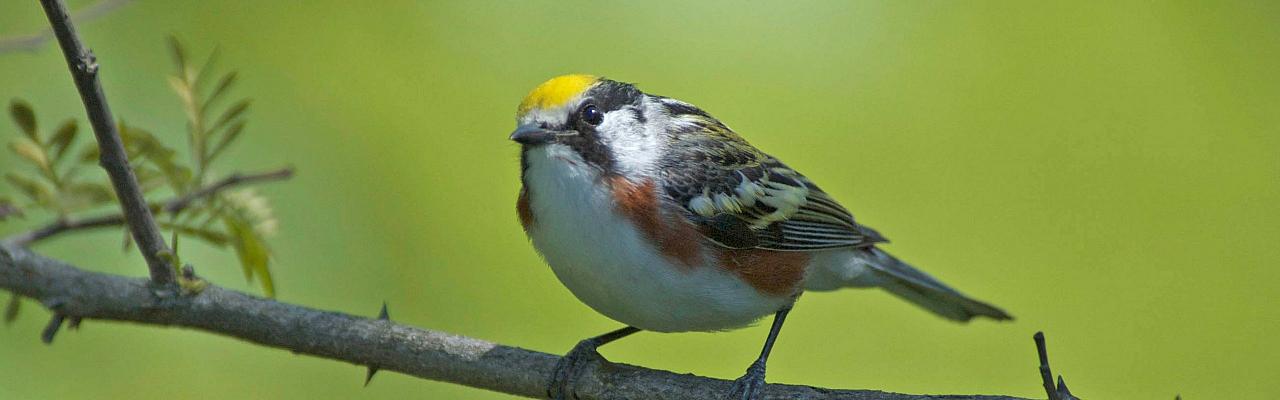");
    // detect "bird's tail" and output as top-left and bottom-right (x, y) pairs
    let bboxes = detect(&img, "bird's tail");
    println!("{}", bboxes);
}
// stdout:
(854, 248), (1012, 322)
